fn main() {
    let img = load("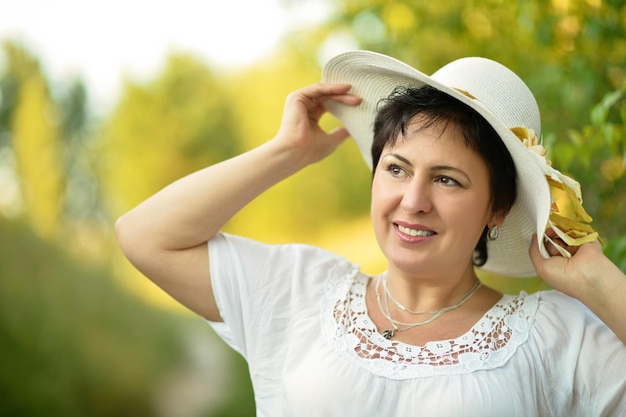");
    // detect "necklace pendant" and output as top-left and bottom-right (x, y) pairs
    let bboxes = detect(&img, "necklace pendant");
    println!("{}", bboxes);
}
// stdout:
(382, 329), (395, 340)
